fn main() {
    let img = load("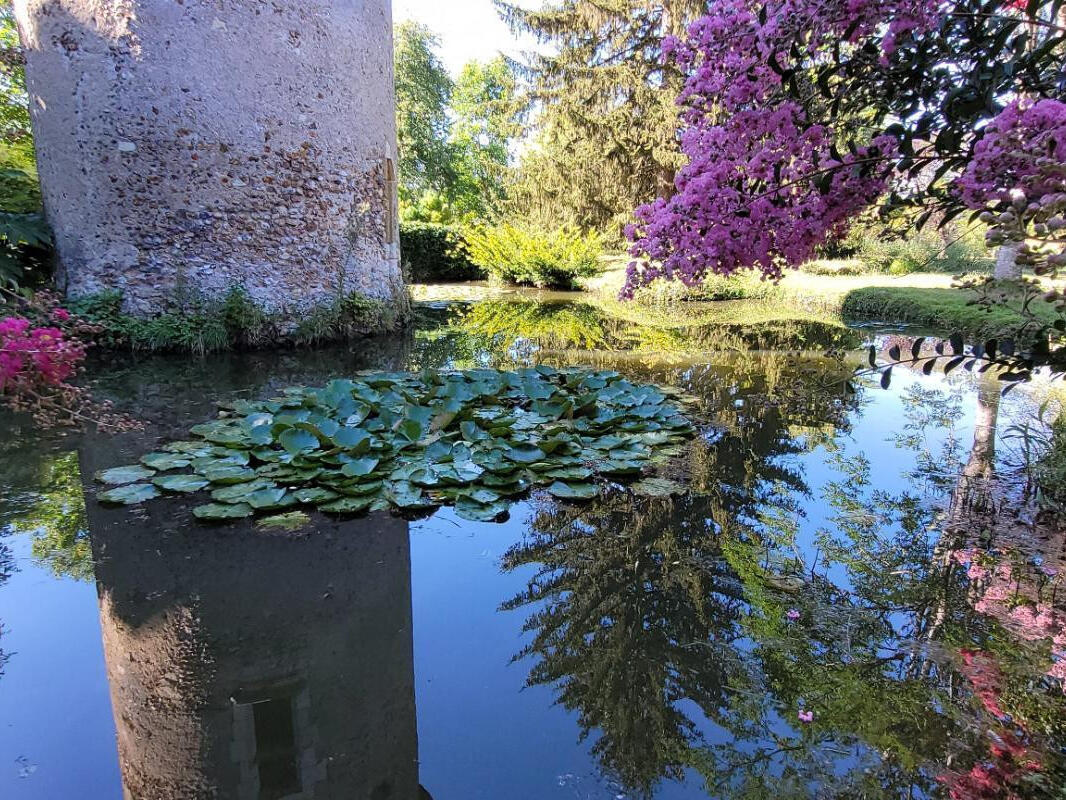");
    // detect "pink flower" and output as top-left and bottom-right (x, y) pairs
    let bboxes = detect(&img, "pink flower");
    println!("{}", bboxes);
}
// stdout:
(52, 308), (71, 322)
(797, 710), (814, 723)
(786, 608), (800, 621)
